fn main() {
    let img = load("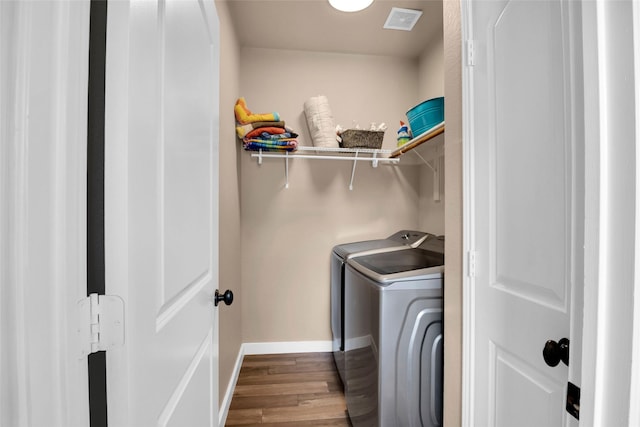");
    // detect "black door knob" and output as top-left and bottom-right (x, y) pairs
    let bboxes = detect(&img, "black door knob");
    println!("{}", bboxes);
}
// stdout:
(543, 338), (570, 367)
(214, 289), (234, 306)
